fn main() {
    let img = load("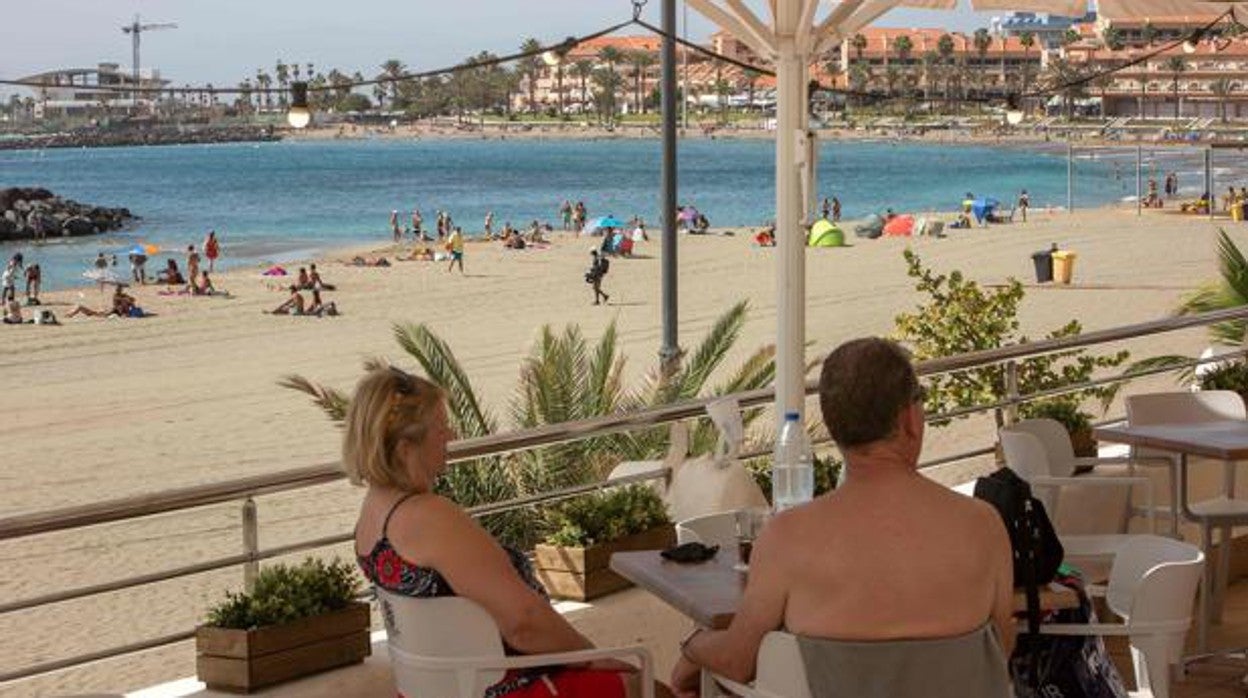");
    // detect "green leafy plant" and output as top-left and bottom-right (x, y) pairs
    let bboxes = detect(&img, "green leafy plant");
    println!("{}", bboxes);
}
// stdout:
(282, 302), (775, 551)
(204, 558), (361, 630)
(745, 452), (842, 504)
(1019, 398), (1092, 434)
(543, 484), (671, 547)
(1197, 361), (1248, 395)
(892, 249), (1129, 427)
